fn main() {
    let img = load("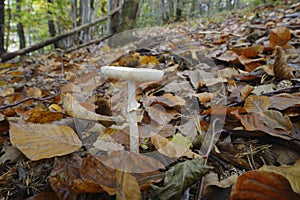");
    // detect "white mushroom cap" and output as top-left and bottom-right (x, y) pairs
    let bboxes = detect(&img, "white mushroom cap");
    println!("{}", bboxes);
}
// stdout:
(101, 66), (164, 82)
